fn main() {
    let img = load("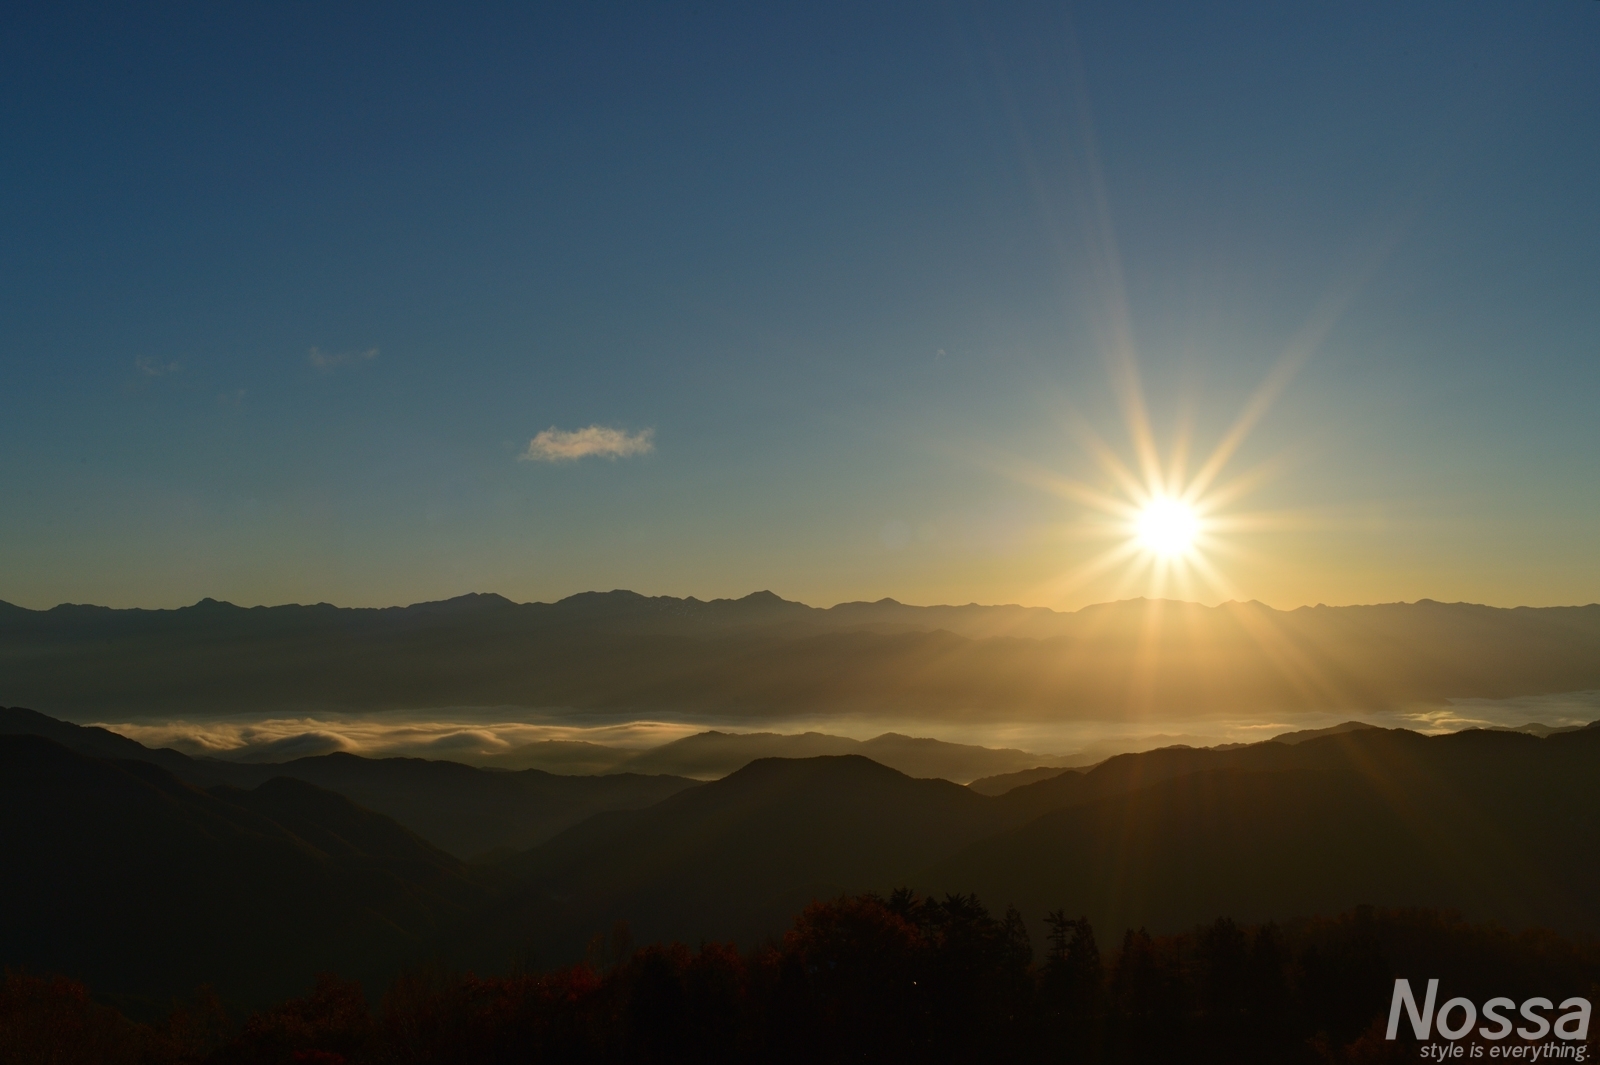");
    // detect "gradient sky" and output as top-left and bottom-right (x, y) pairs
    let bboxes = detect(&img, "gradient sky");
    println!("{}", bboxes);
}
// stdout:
(3, 1), (1597, 612)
